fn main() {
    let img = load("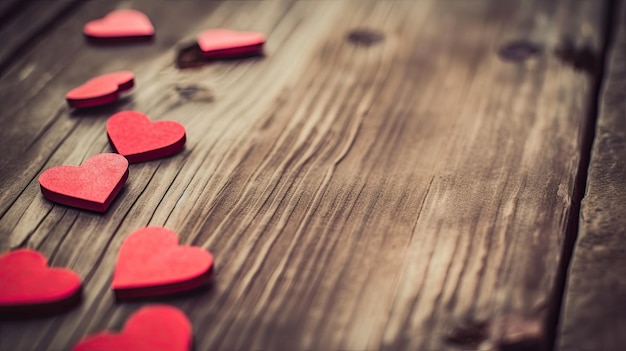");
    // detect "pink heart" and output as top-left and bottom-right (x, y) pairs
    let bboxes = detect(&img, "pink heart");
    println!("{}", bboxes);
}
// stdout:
(0, 249), (82, 314)
(113, 227), (214, 299)
(107, 111), (186, 164)
(72, 305), (192, 351)
(66, 71), (134, 109)
(39, 153), (129, 212)
(197, 29), (265, 58)
(83, 10), (154, 39)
